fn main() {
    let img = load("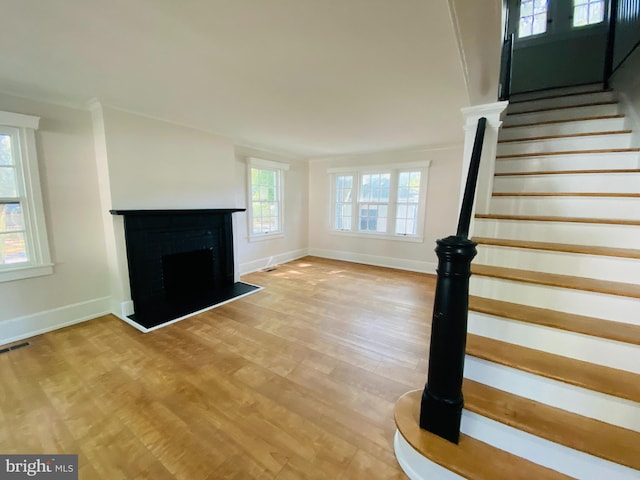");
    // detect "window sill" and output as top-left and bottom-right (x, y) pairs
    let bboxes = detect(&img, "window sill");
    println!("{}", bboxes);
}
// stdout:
(248, 233), (285, 243)
(0, 263), (54, 283)
(330, 230), (424, 243)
